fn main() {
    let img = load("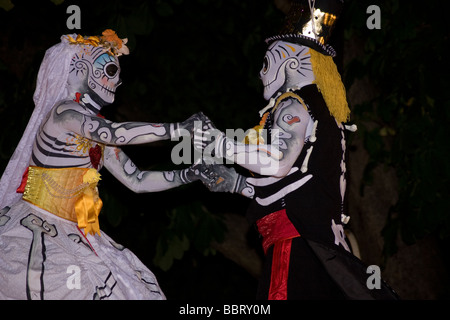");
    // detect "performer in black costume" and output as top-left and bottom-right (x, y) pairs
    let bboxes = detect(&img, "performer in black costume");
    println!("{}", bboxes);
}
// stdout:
(194, 0), (399, 299)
